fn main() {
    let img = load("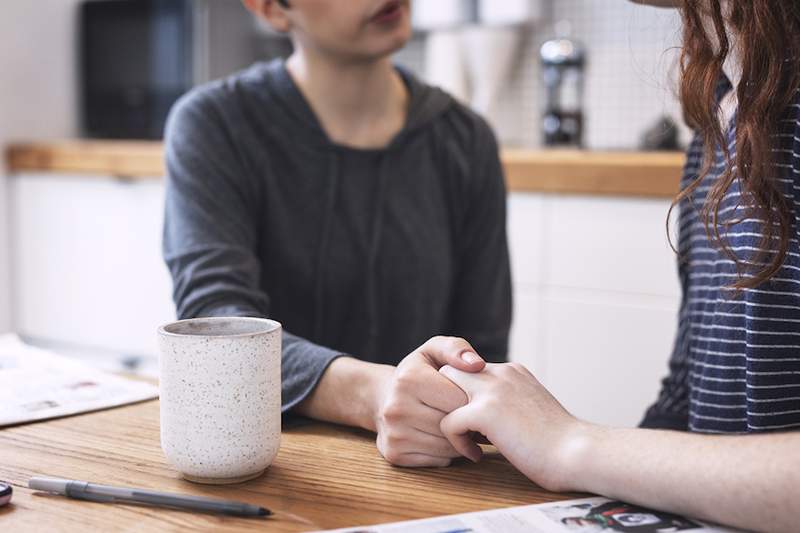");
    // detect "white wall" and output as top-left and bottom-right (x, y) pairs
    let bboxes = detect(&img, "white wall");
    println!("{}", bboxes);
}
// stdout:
(0, 0), (81, 332)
